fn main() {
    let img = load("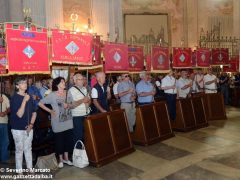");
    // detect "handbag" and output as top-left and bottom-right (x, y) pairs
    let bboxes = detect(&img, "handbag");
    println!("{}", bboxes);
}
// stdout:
(35, 153), (58, 171)
(72, 140), (89, 168)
